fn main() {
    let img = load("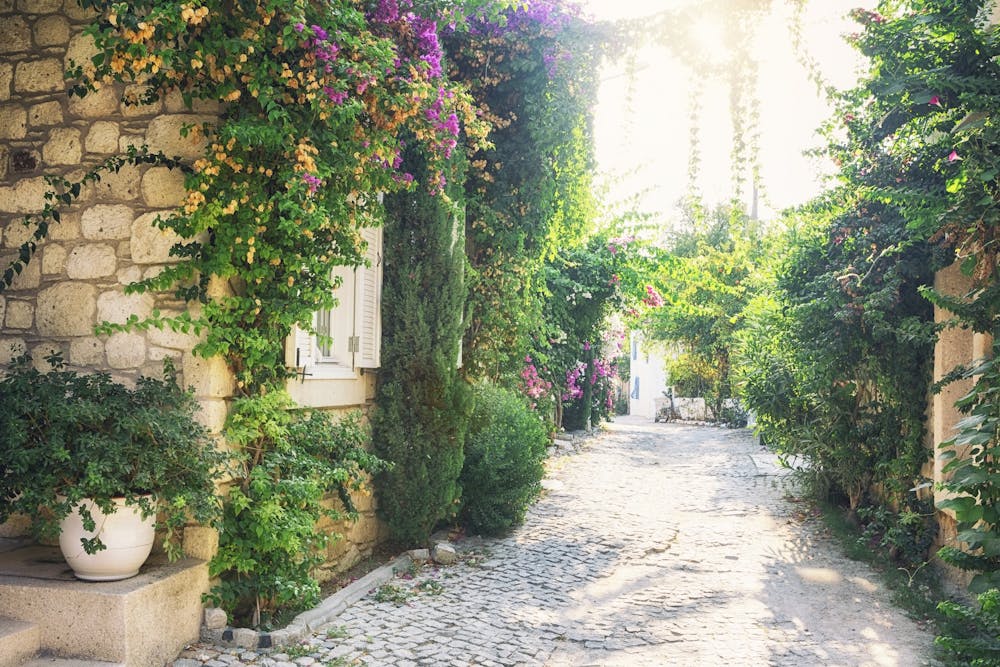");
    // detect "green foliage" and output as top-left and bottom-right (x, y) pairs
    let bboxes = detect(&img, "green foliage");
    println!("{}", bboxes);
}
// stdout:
(665, 352), (717, 399)
(857, 495), (938, 569)
(647, 204), (761, 415)
(459, 384), (548, 536)
(542, 234), (630, 431)
(738, 202), (936, 510)
(373, 150), (470, 547)
(207, 392), (382, 628)
(0, 355), (223, 559)
(937, 589), (1000, 667)
(937, 343), (1000, 594)
(817, 0), (1000, 591)
(447, 5), (603, 382)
